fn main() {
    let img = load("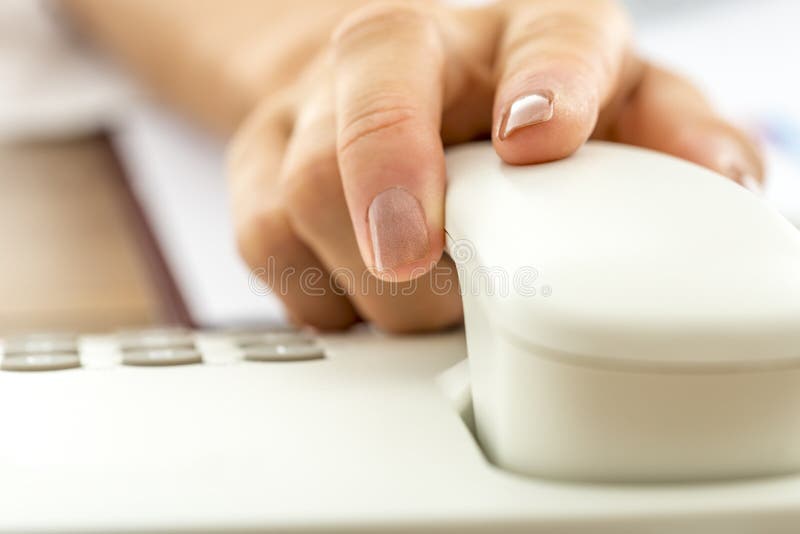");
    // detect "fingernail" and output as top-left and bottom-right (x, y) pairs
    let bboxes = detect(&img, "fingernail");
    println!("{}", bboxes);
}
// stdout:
(718, 151), (763, 195)
(498, 90), (554, 140)
(368, 187), (429, 272)
(741, 174), (764, 195)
